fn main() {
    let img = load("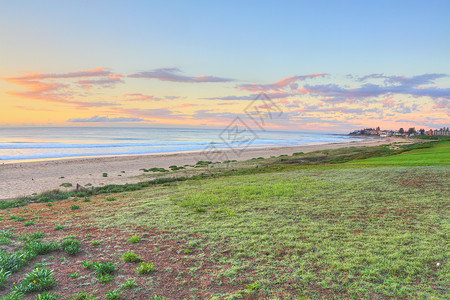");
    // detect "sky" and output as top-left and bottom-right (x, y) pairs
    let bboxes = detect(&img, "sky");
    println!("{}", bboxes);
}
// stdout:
(0, 0), (449, 132)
